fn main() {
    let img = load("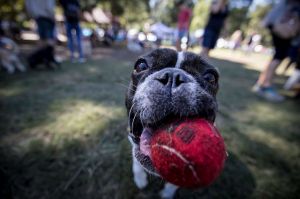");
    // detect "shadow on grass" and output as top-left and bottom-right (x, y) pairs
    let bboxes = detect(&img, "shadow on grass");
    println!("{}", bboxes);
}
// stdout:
(211, 57), (300, 143)
(175, 153), (255, 199)
(0, 116), (130, 199)
(0, 58), (132, 138)
(0, 128), (257, 199)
